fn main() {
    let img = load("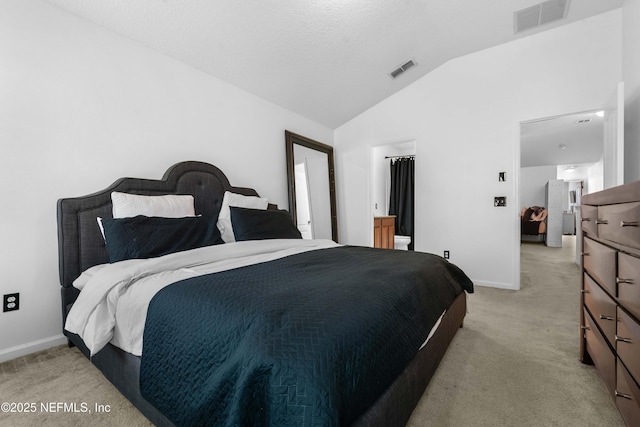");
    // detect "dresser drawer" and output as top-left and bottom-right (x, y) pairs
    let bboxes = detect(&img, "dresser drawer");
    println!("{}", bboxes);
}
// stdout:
(581, 205), (598, 237)
(598, 202), (640, 249)
(616, 307), (640, 382)
(584, 274), (617, 345)
(619, 253), (640, 320)
(583, 237), (617, 295)
(584, 308), (616, 395)
(616, 361), (640, 427)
